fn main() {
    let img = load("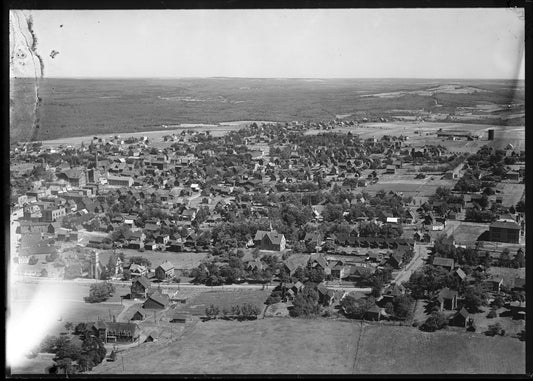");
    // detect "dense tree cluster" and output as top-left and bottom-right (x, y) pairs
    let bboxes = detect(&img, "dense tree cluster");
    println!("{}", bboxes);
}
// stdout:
(85, 282), (116, 303)
(420, 311), (448, 332)
(339, 295), (376, 319)
(205, 303), (261, 320)
(289, 286), (321, 317)
(38, 330), (107, 374)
